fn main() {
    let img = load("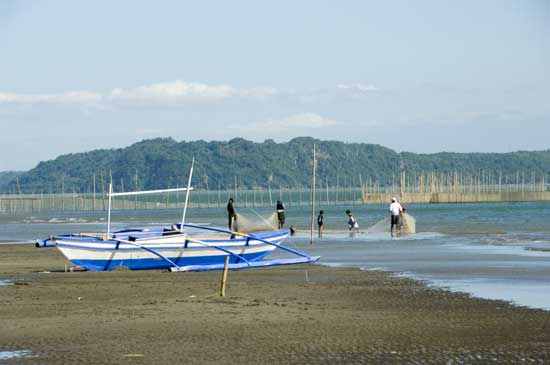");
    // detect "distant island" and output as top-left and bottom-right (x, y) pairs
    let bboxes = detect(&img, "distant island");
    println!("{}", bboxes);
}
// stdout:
(2, 137), (549, 194)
